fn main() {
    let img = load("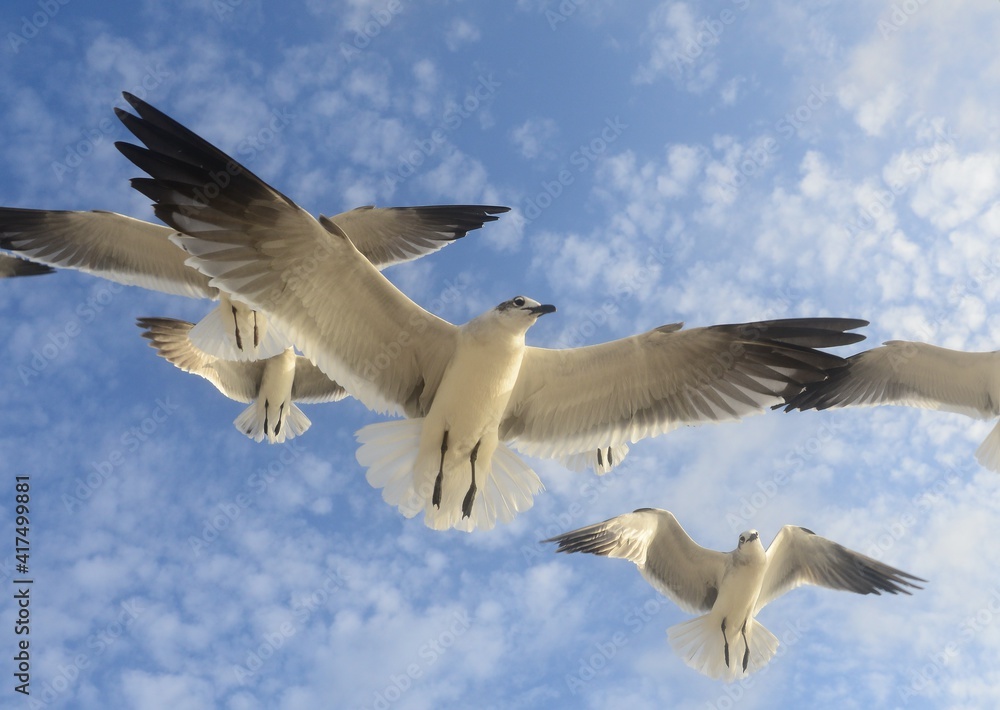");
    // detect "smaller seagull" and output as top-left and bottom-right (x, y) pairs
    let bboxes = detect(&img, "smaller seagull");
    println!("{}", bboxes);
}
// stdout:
(138, 317), (347, 443)
(545, 508), (924, 681)
(781, 340), (1000, 472)
(0, 252), (53, 278)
